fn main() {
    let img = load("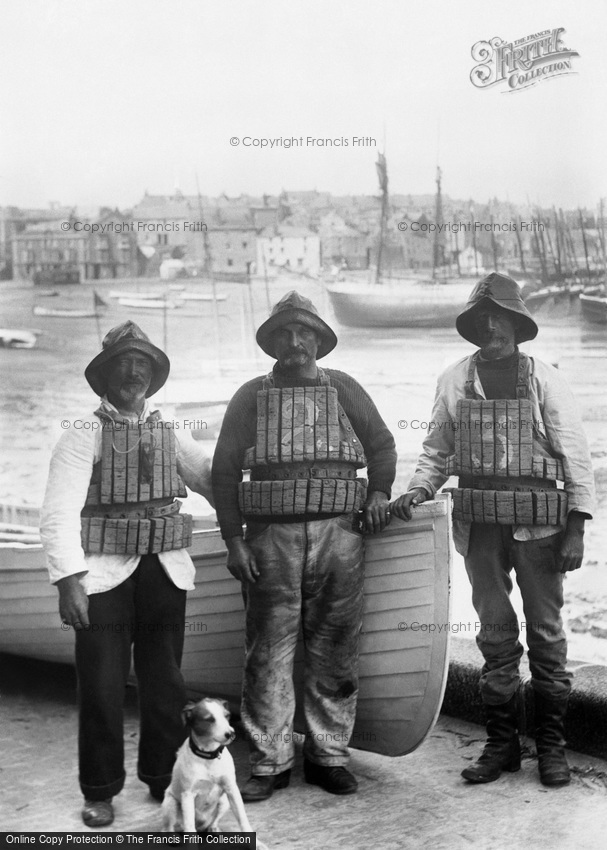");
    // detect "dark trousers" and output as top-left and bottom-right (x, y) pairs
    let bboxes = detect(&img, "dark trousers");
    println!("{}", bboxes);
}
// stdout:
(465, 524), (570, 705)
(75, 555), (187, 800)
